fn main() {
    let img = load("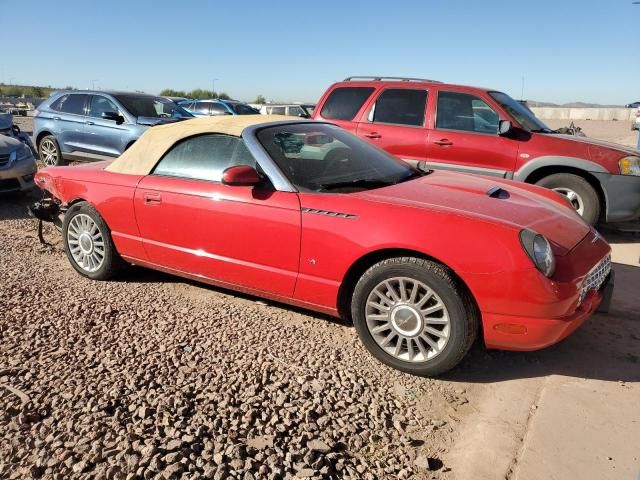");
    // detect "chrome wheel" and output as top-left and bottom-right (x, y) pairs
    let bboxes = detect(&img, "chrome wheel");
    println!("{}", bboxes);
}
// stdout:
(39, 138), (58, 166)
(365, 277), (450, 362)
(552, 187), (585, 216)
(67, 214), (105, 273)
